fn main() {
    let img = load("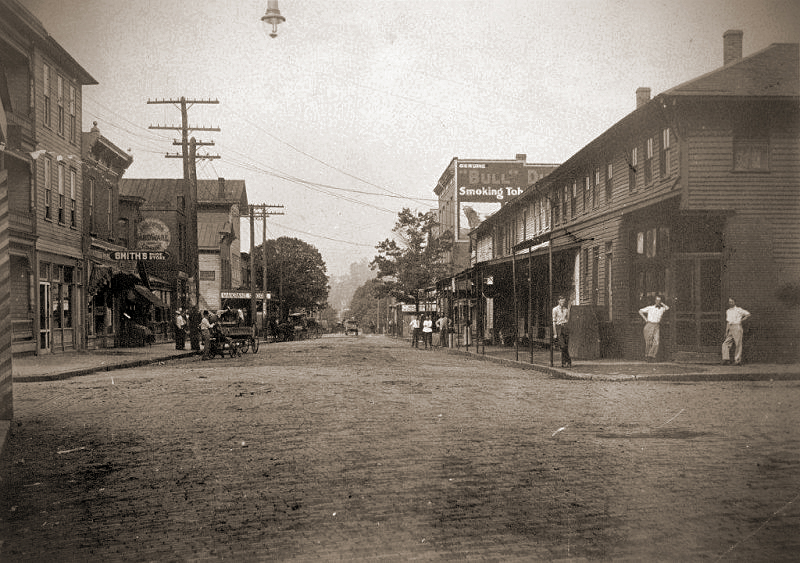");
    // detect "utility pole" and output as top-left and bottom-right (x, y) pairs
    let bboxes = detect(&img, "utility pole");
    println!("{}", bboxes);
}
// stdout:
(147, 97), (220, 313)
(244, 204), (284, 337)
